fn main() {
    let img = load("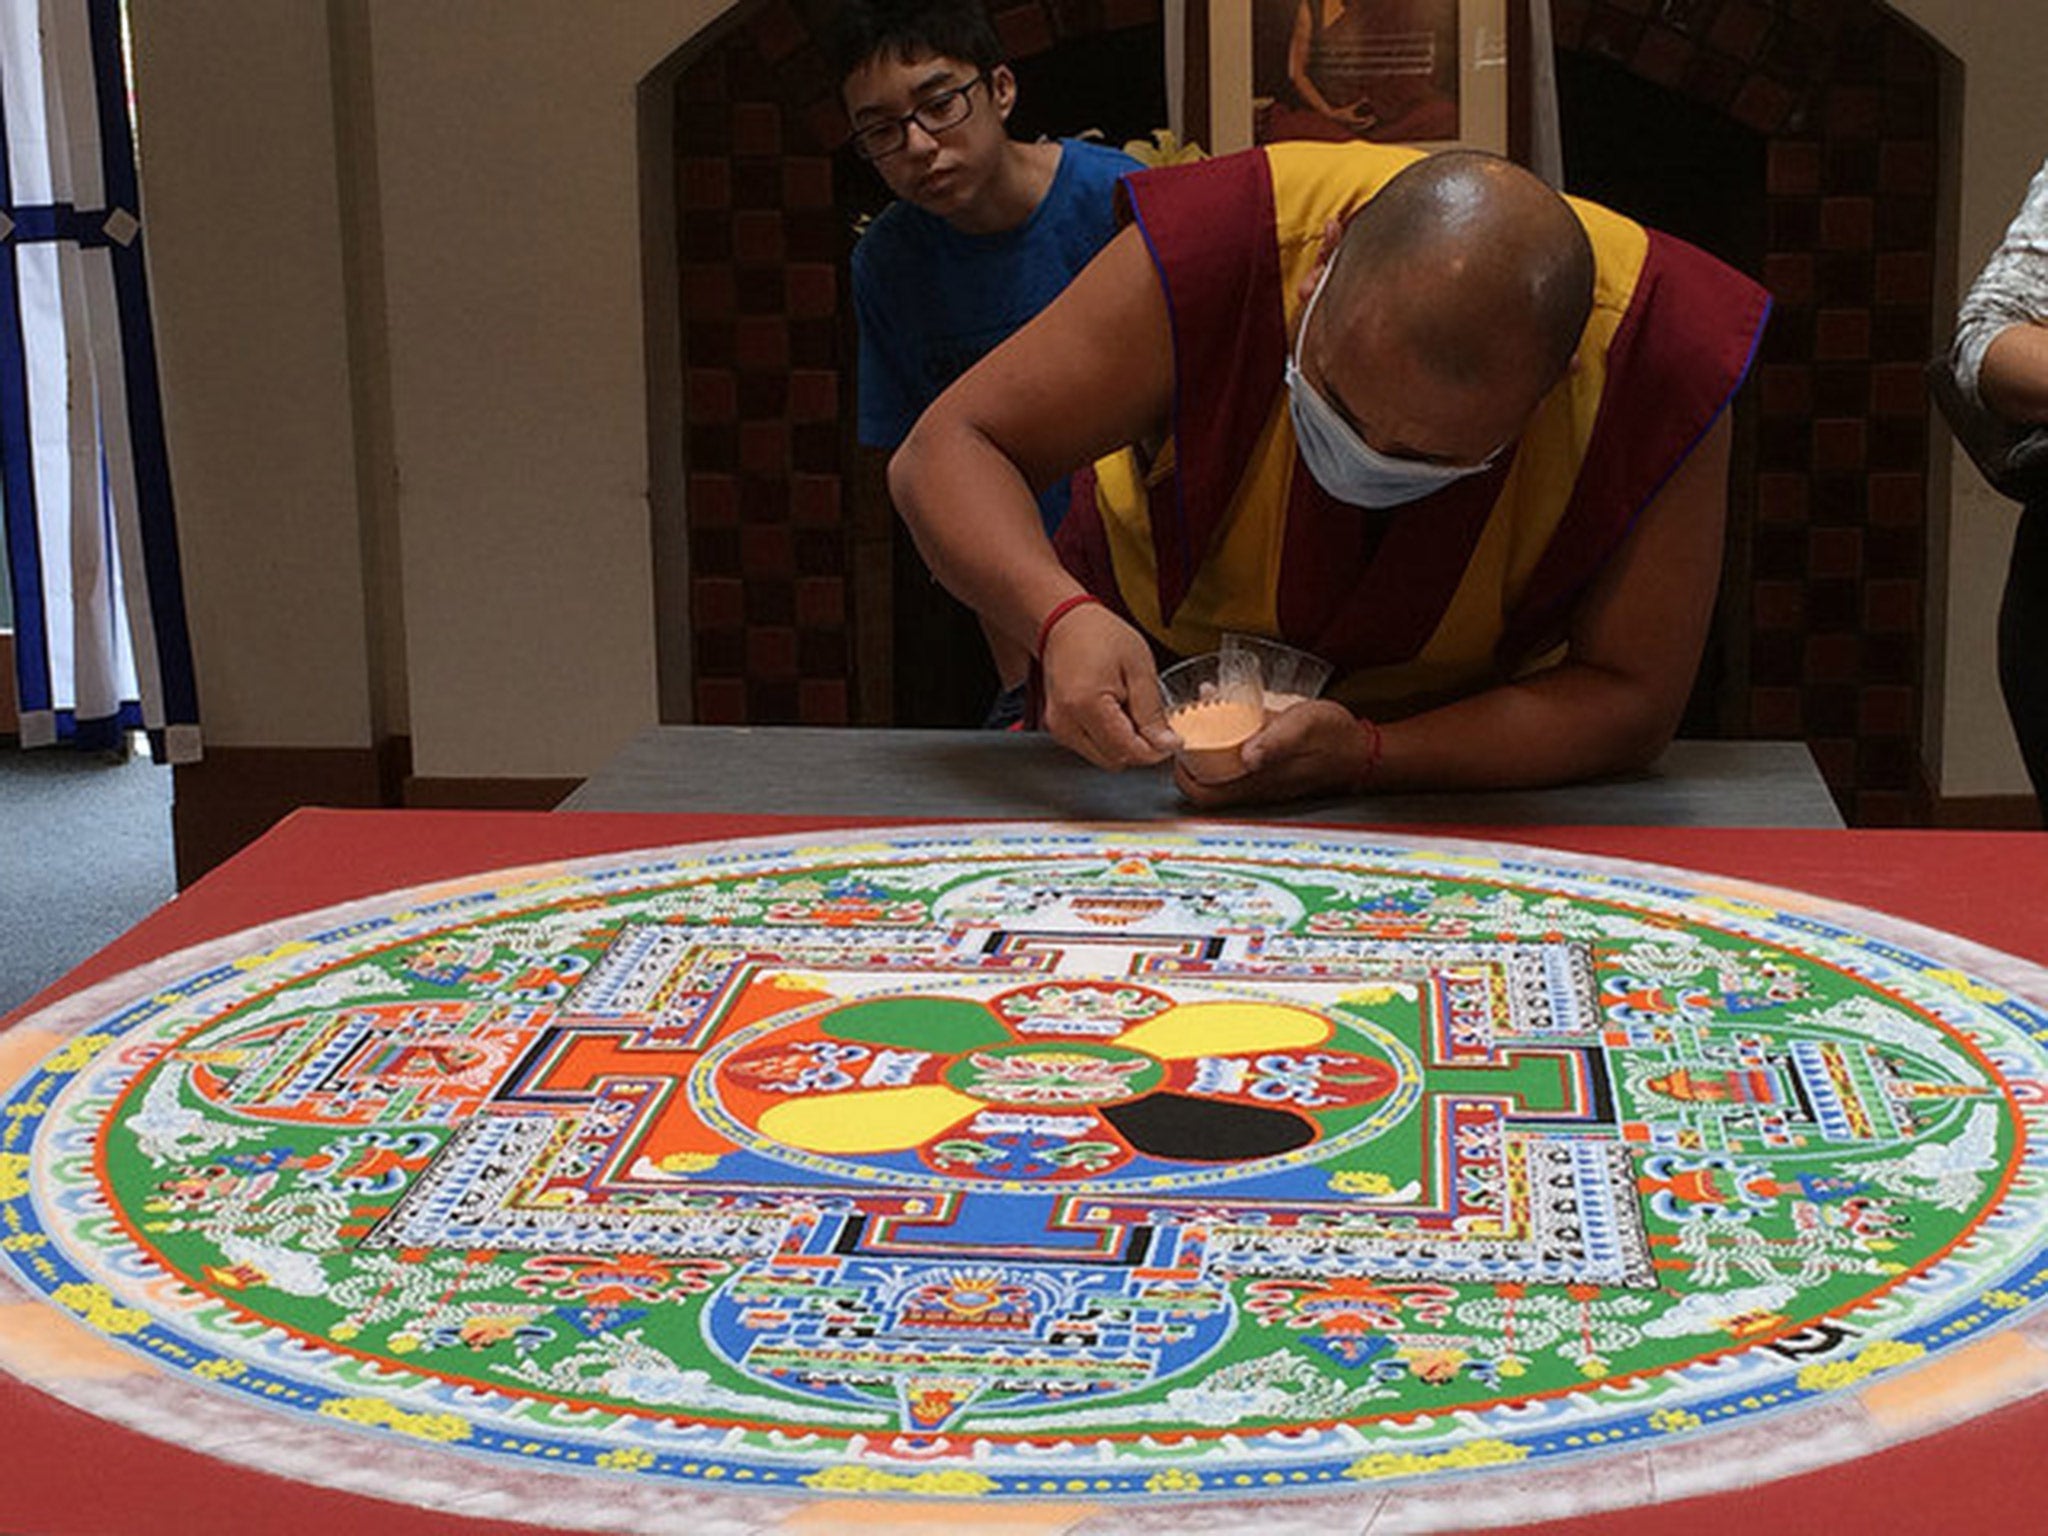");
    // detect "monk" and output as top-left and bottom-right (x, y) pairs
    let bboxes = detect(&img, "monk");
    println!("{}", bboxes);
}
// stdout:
(887, 143), (1771, 806)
